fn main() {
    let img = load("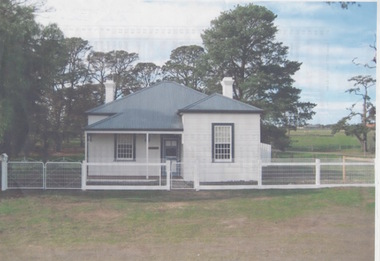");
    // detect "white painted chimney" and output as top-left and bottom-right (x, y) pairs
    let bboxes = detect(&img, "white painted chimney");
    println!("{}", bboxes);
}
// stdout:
(104, 81), (115, 103)
(221, 77), (234, 99)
